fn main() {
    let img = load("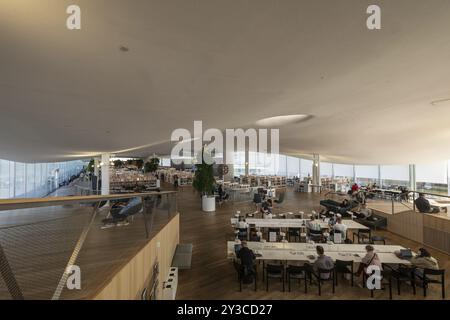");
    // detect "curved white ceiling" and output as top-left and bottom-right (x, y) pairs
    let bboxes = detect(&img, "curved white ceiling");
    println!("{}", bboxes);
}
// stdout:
(1, 0), (450, 165)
